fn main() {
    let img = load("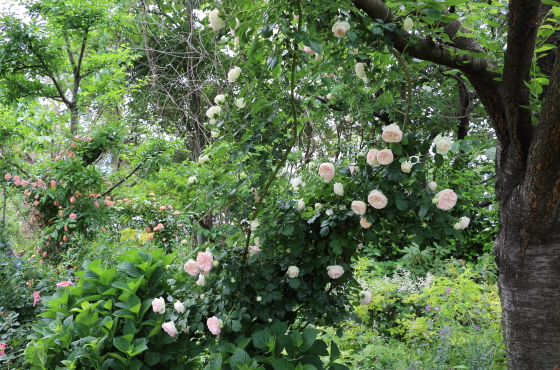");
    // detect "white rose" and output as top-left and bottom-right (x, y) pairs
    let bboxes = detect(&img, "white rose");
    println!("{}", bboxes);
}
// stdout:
(228, 66), (242, 82)
(403, 17), (414, 32)
(315, 203), (322, 210)
(318, 163), (335, 182)
(334, 182), (344, 196)
(381, 123), (403, 143)
(152, 297), (166, 314)
(214, 94), (226, 105)
(235, 98), (246, 108)
(351, 200), (367, 215)
(332, 21), (351, 37)
(326, 209), (334, 216)
(287, 266), (299, 278)
(297, 199), (306, 211)
(355, 63), (366, 78)
(291, 177), (302, 190)
(315, 53), (323, 61)
(327, 265), (344, 279)
(422, 85), (432, 93)
(360, 291), (372, 305)
(453, 222), (462, 230)
(174, 301), (185, 313)
(360, 217), (372, 228)
(327, 93), (333, 100)
(433, 135), (453, 155)
(345, 115), (353, 123)
(368, 190), (388, 209)
(198, 155), (210, 164)
(401, 161), (413, 173)
(205, 105), (222, 119)
(196, 274), (206, 286)
(211, 130), (220, 138)
(459, 216), (470, 229)
(250, 219), (260, 231)
(187, 176), (197, 184)
(208, 9), (225, 31)
(209, 118), (216, 125)
(428, 181), (437, 191)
